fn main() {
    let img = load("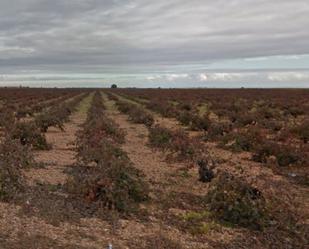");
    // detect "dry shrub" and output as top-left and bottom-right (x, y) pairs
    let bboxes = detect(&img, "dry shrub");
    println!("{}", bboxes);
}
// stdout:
(35, 112), (64, 132)
(236, 112), (256, 127)
(144, 234), (183, 249)
(252, 142), (306, 167)
(170, 129), (197, 161)
(227, 129), (263, 152)
(107, 93), (119, 101)
(148, 125), (173, 149)
(149, 125), (214, 166)
(177, 111), (211, 131)
(257, 106), (279, 119)
(206, 172), (268, 230)
(11, 122), (50, 150)
(0, 137), (34, 200)
(283, 105), (305, 117)
(146, 101), (177, 118)
(67, 156), (148, 213)
(148, 126), (197, 160)
(207, 122), (231, 141)
(77, 138), (127, 165)
(197, 157), (215, 182)
(179, 102), (192, 111)
(116, 100), (131, 114)
(252, 142), (274, 163)
(116, 100), (154, 127)
(15, 106), (33, 119)
(0, 108), (15, 130)
(275, 147), (304, 167)
(265, 120), (283, 132)
(82, 117), (125, 145)
(129, 107), (154, 127)
(190, 114), (211, 131)
(291, 119), (309, 143)
(177, 111), (192, 126)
